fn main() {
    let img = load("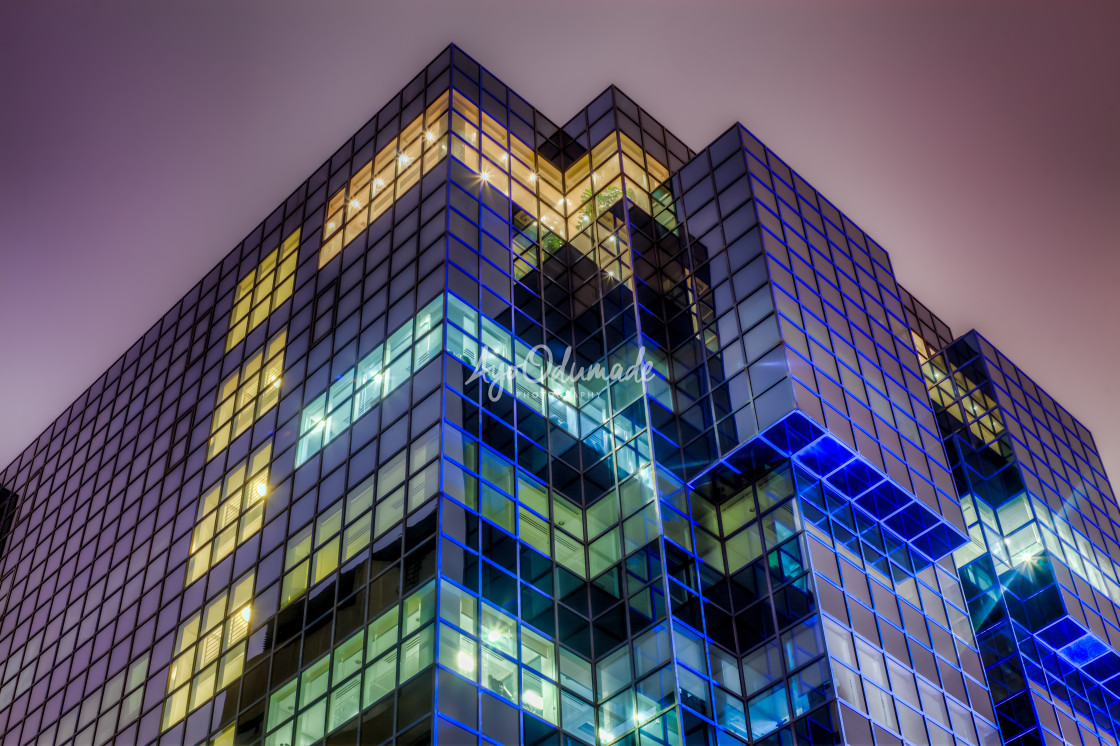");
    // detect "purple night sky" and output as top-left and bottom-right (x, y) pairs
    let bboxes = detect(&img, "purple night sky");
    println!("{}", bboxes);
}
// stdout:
(1, 2), (1118, 482)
